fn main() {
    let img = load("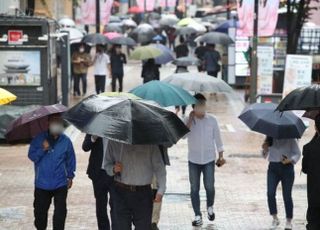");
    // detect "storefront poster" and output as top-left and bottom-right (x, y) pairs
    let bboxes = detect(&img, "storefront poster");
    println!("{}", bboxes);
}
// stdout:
(0, 51), (41, 86)
(283, 55), (313, 97)
(257, 46), (274, 94)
